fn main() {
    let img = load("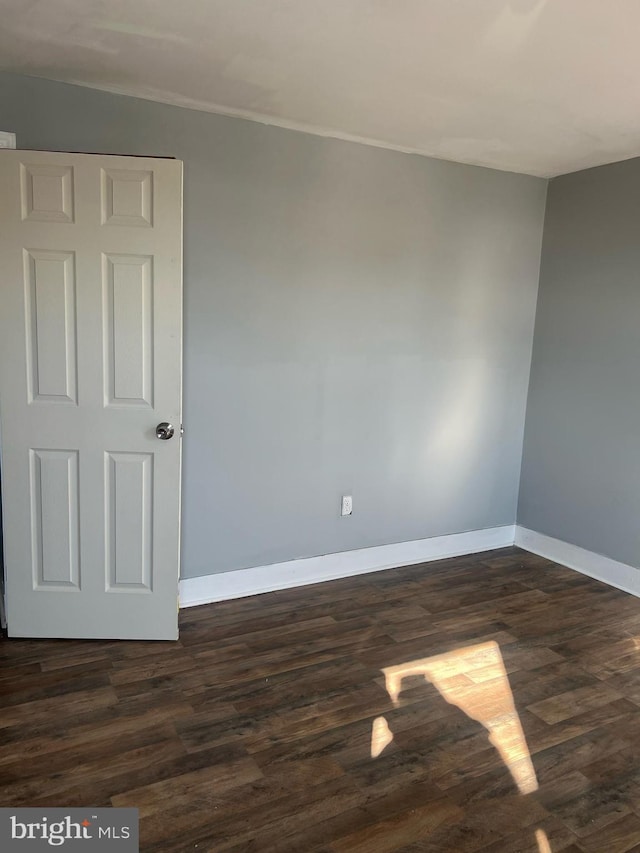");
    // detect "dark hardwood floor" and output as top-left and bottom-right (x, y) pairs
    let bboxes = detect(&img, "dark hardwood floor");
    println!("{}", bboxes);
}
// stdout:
(3, 547), (640, 851)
